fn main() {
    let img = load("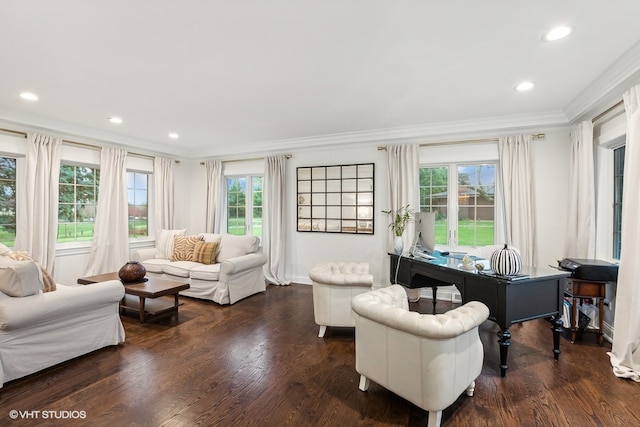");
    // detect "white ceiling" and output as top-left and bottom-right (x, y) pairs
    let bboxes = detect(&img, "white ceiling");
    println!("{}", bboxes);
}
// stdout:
(2, 1), (640, 159)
